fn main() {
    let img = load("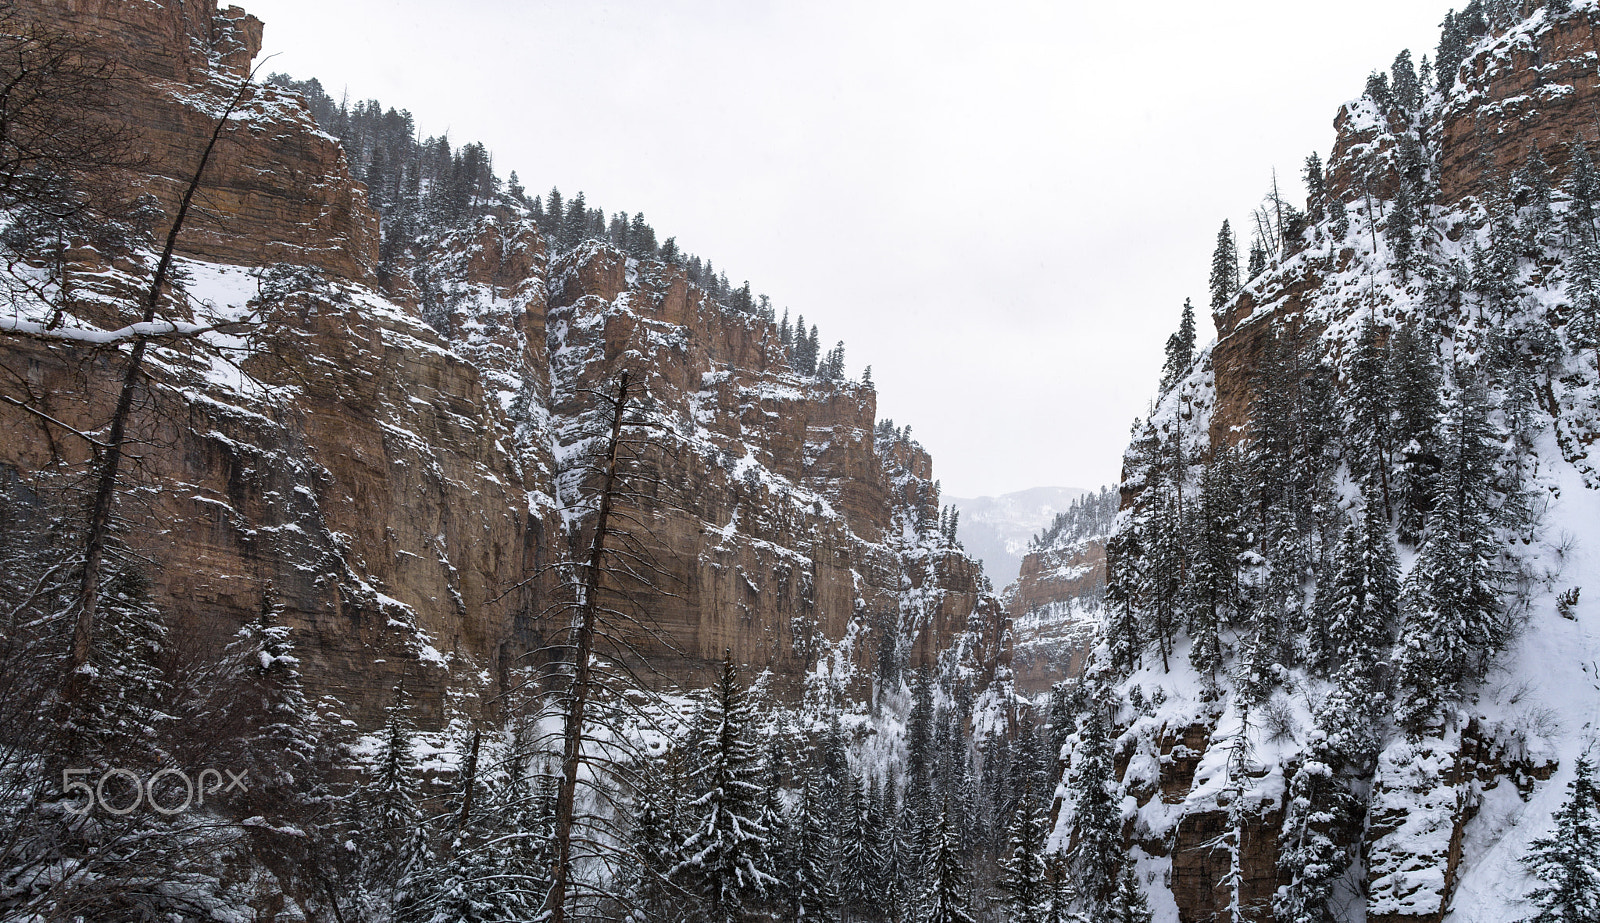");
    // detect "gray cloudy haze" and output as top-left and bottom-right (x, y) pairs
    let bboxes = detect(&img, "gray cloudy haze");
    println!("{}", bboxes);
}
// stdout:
(249, 0), (1449, 497)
